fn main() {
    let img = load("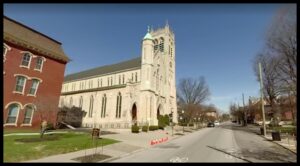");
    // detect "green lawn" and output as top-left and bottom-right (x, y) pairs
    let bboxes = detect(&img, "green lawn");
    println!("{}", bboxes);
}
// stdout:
(4, 132), (119, 162)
